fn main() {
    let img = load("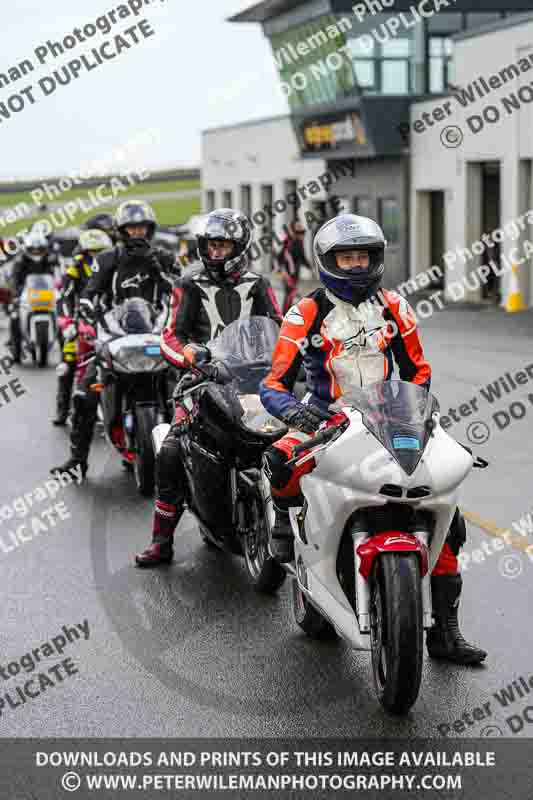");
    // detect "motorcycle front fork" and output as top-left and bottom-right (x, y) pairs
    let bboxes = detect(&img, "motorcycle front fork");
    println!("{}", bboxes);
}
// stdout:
(352, 529), (433, 634)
